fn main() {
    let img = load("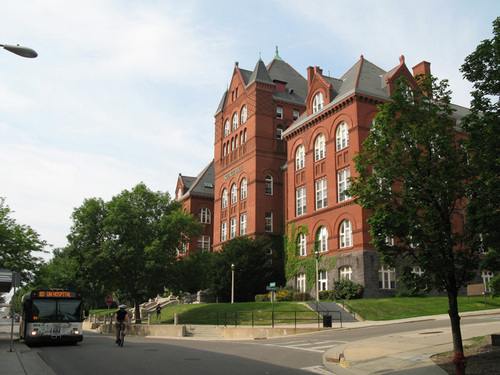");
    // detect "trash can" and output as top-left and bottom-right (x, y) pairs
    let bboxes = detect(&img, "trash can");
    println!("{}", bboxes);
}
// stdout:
(322, 315), (332, 328)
